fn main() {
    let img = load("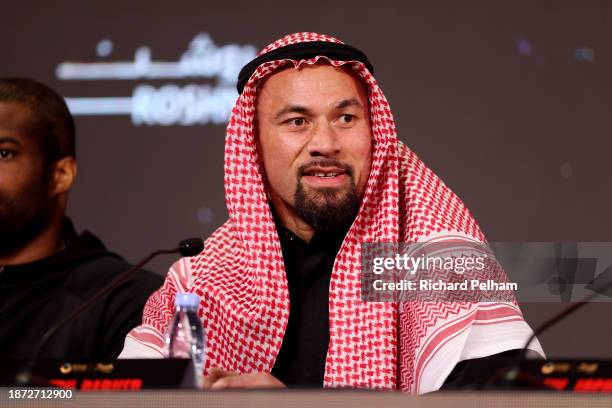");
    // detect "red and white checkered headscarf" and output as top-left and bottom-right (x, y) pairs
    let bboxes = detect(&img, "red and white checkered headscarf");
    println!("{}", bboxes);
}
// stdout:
(121, 33), (543, 393)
